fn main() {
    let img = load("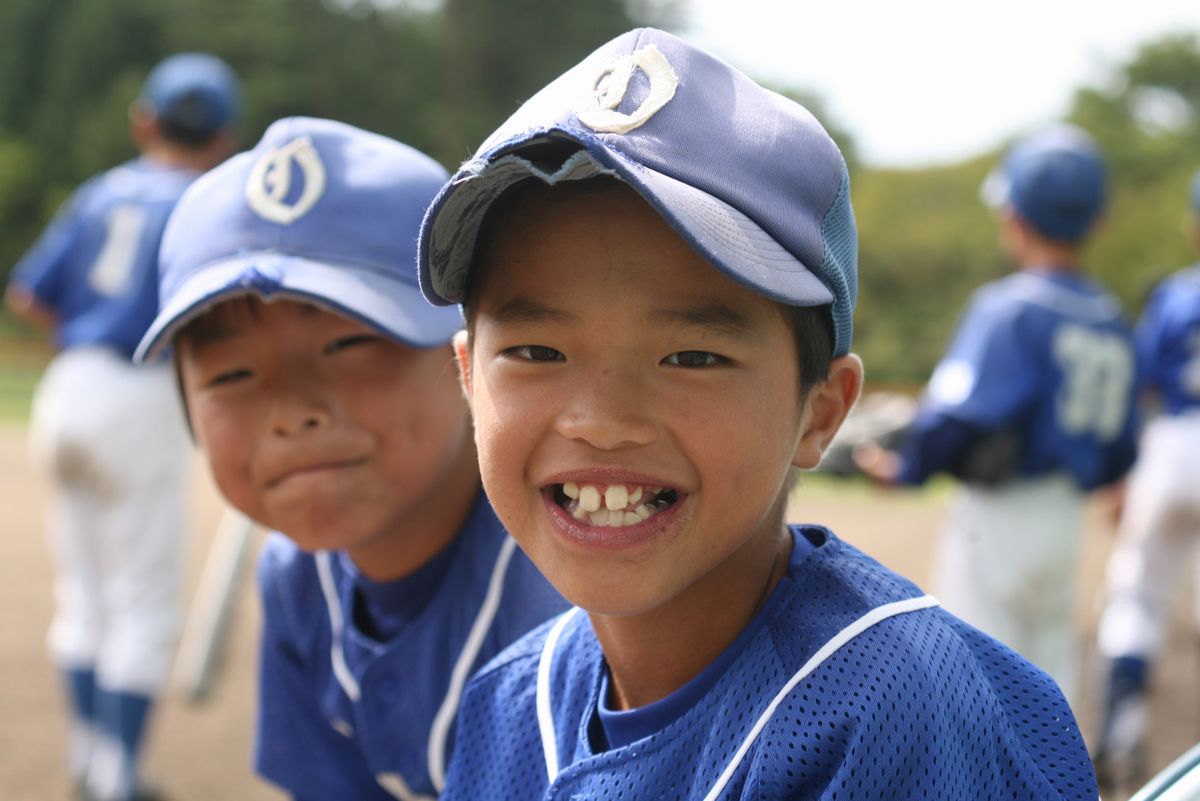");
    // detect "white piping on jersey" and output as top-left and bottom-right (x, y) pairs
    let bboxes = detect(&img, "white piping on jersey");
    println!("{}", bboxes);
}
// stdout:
(538, 606), (583, 781)
(1005, 273), (1122, 323)
(316, 538), (523, 795)
(316, 550), (361, 702)
(700, 594), (939, 801)
(427, 535), (519, 791)
(534, 595), (940, 795)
